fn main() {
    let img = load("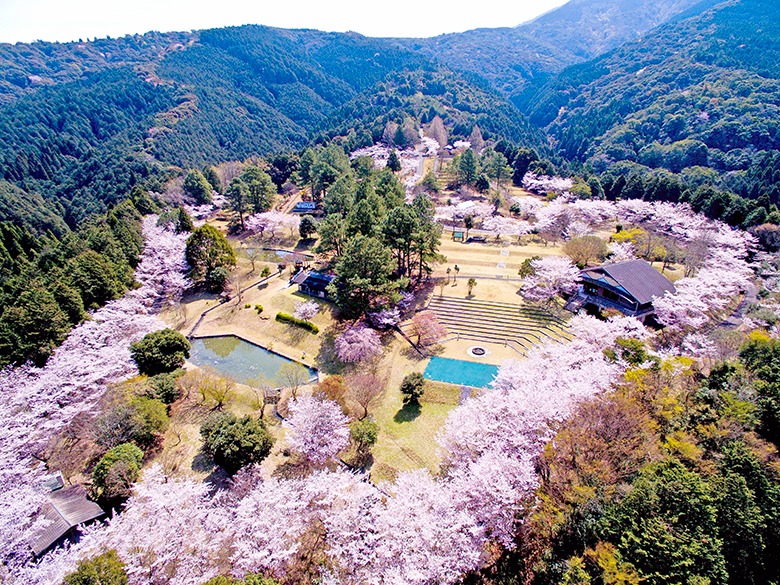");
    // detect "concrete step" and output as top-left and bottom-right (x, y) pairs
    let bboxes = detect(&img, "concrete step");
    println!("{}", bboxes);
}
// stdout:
(429, 296), (566, 325)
